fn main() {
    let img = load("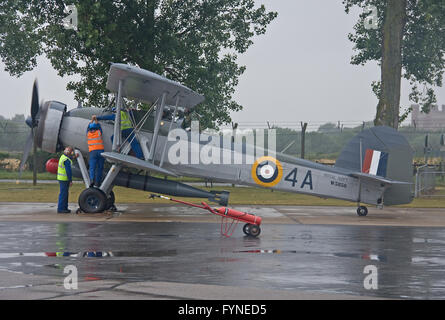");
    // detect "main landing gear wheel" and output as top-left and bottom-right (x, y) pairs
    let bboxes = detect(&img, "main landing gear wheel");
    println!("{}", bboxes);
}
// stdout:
(357, 206), (368, 217)
(78, 187), (107, 213)
(243, 223), (261, 237)
(105, 190), (117, 211)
